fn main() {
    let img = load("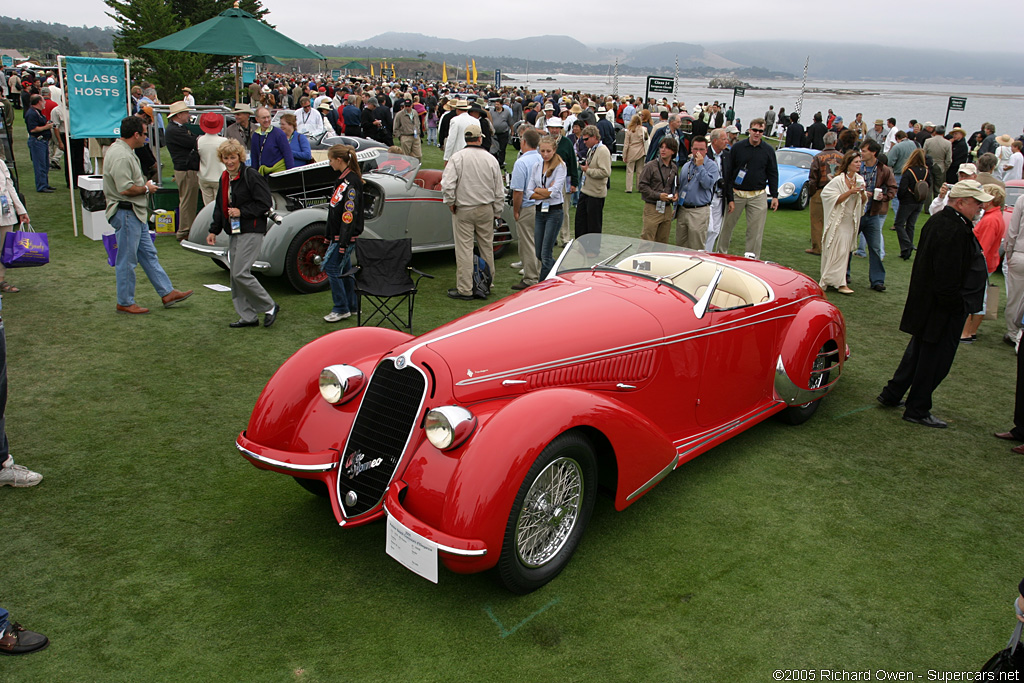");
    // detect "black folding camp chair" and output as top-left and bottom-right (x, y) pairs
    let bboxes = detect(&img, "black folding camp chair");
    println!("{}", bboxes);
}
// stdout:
(349, 238), (433, 332)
